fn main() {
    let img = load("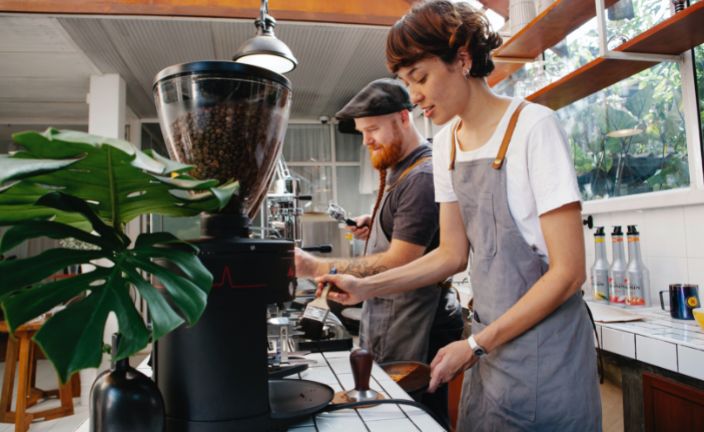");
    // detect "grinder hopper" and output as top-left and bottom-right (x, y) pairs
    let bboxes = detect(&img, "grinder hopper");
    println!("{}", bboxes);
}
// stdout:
(154, 60), (291, 223)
